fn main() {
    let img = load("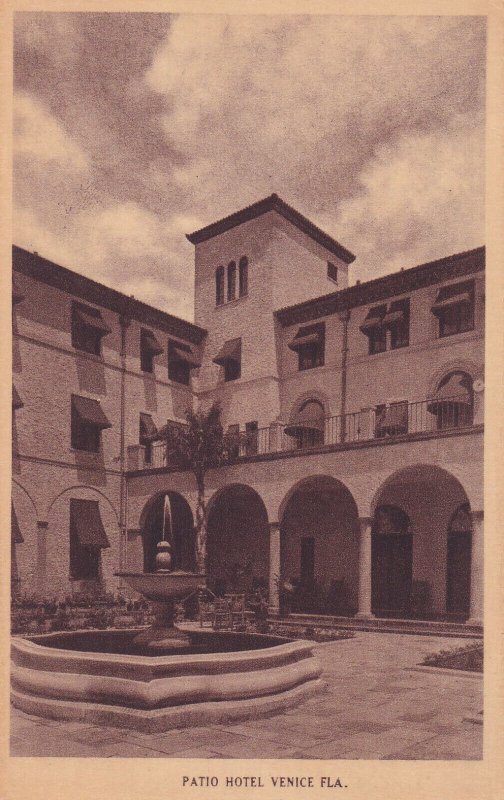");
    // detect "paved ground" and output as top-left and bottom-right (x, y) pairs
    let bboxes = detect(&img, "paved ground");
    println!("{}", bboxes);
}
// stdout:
(10, 632), (482, 759)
